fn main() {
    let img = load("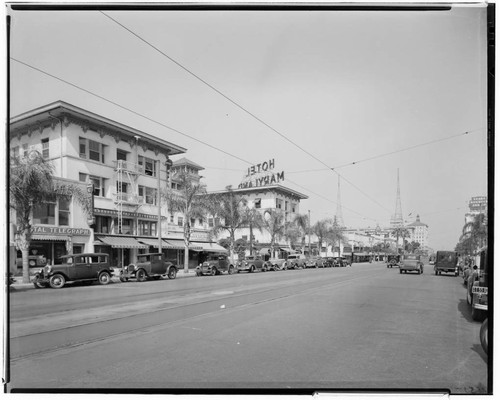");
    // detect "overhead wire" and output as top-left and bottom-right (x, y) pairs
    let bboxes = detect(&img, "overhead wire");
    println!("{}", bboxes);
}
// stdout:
(11, 57), (378, 222)
(98, 10), (392, 214)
